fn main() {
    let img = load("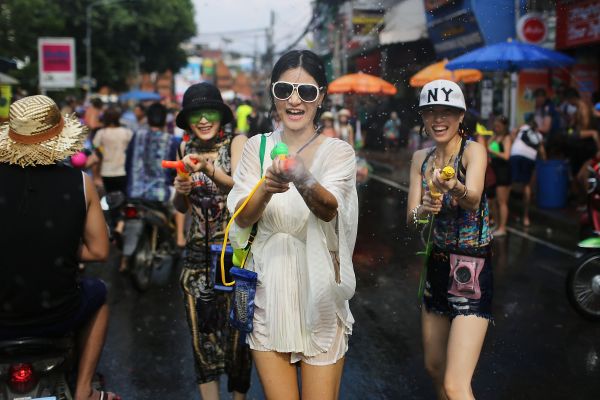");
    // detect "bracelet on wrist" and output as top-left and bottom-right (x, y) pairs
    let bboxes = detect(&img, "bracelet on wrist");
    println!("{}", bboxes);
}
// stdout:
(411, 205), (428, 226)
(451, 183), (468, 200)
